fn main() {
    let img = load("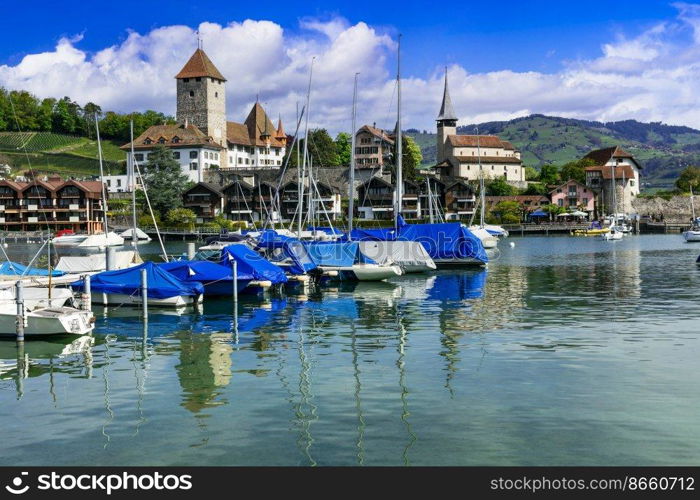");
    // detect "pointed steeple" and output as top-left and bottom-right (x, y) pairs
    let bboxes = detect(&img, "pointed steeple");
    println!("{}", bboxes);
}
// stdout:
(175, 48), (227, 81)
(275, 114), (286, 140)
(437, 68), (457, 122)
